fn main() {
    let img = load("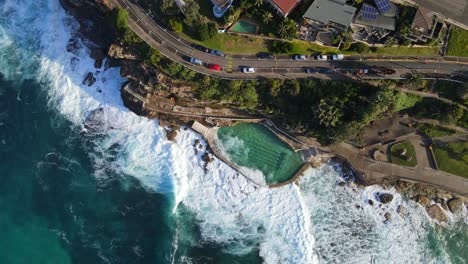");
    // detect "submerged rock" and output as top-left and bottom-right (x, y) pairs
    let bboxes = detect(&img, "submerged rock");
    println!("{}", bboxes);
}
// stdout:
(368, 200), (374, 206)
(82, 72), (96, 86)
(416, 195), (431, 207)
(90, 48), (106, 69)
(378, 193), (393, 204)
(426, 204), (448, 222)
(447, 198), (463, 214)
(384, 212), (392, 222)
